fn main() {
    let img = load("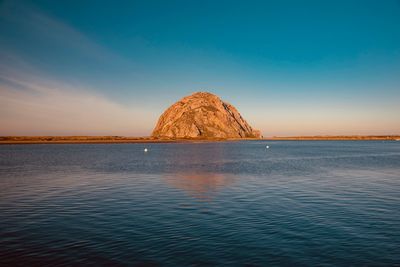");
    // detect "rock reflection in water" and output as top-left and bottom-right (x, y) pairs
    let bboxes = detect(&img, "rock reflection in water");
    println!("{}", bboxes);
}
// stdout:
(165, 172), (234, 200)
